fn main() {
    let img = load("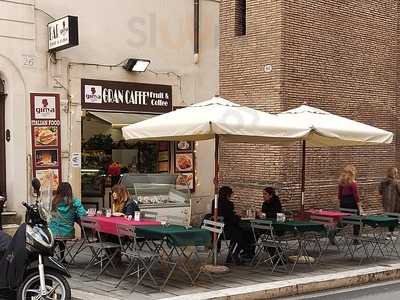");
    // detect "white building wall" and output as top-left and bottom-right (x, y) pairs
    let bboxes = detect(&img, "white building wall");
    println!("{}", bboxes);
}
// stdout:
(0, 0), (219, 220)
